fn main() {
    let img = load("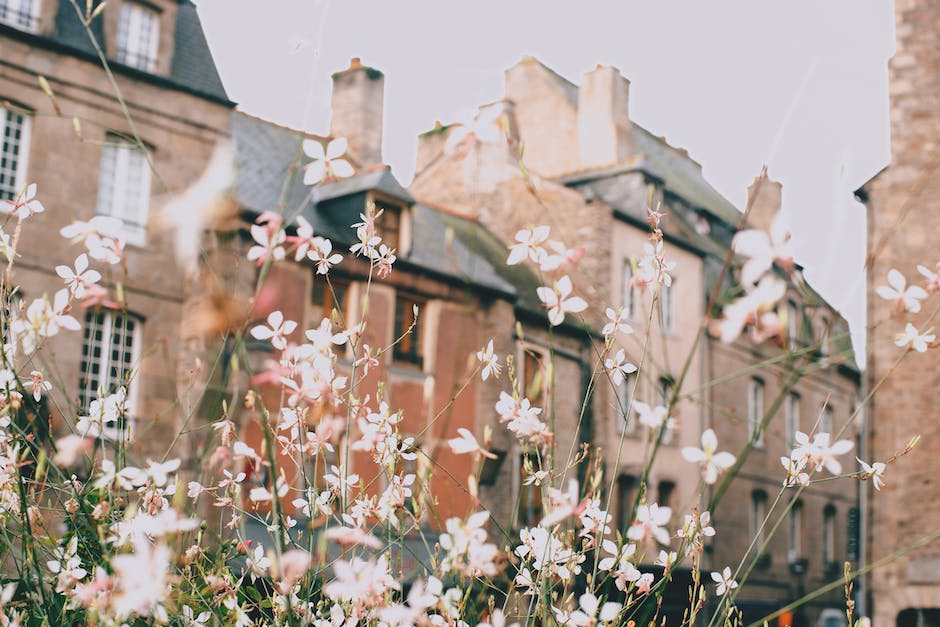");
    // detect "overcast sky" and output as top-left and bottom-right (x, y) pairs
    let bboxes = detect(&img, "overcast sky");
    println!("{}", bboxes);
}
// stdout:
(195, 0), (895, 358)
